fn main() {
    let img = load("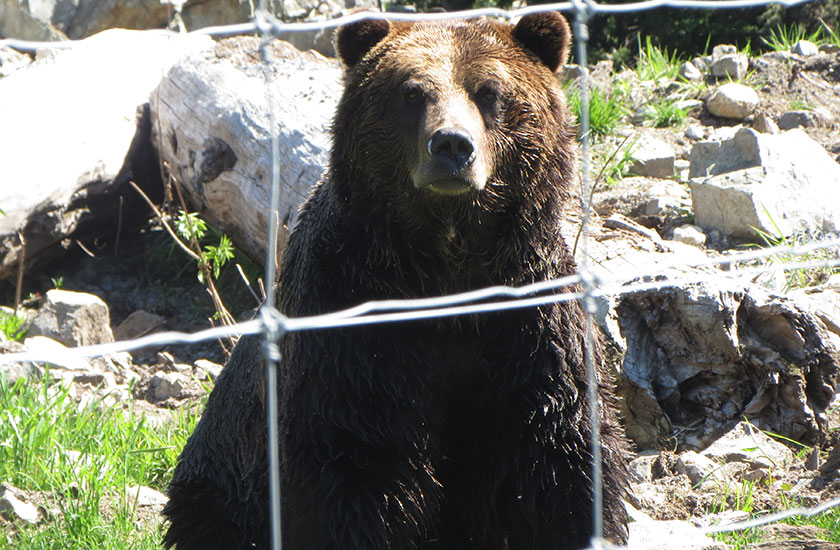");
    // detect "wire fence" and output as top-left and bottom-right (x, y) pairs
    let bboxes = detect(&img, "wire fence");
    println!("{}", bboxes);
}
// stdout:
(2, 0), (840, 547)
